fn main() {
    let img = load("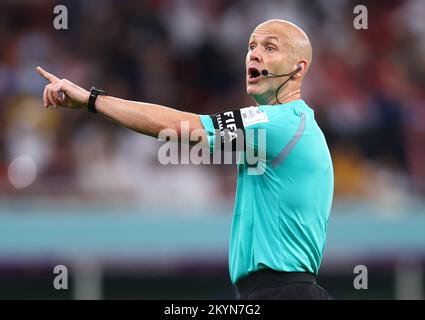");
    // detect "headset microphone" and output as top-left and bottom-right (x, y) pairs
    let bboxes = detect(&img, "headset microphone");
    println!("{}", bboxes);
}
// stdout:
(261, 64), (302, 77)
(261, 69), (269, 76)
